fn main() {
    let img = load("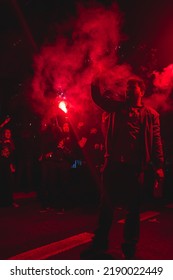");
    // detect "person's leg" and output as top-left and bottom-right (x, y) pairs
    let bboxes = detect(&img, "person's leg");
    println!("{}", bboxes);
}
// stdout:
(38, 161), (50, 210)
(53, 167), (65, 213)
(92, 195), (114, 250)
(89, 164), (116, 251)
(122, 208), (140, 259)
(122, 167), (141, 259)
(80, 191), (114, 258)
